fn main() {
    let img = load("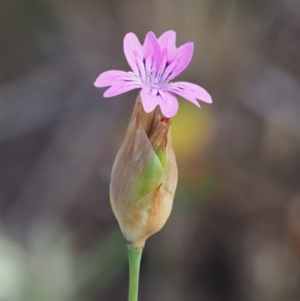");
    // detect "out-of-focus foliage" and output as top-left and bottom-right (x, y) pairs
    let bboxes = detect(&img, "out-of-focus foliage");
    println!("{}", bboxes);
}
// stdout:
(0, 223), (126, 301)
(0, 0), (300, 300)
